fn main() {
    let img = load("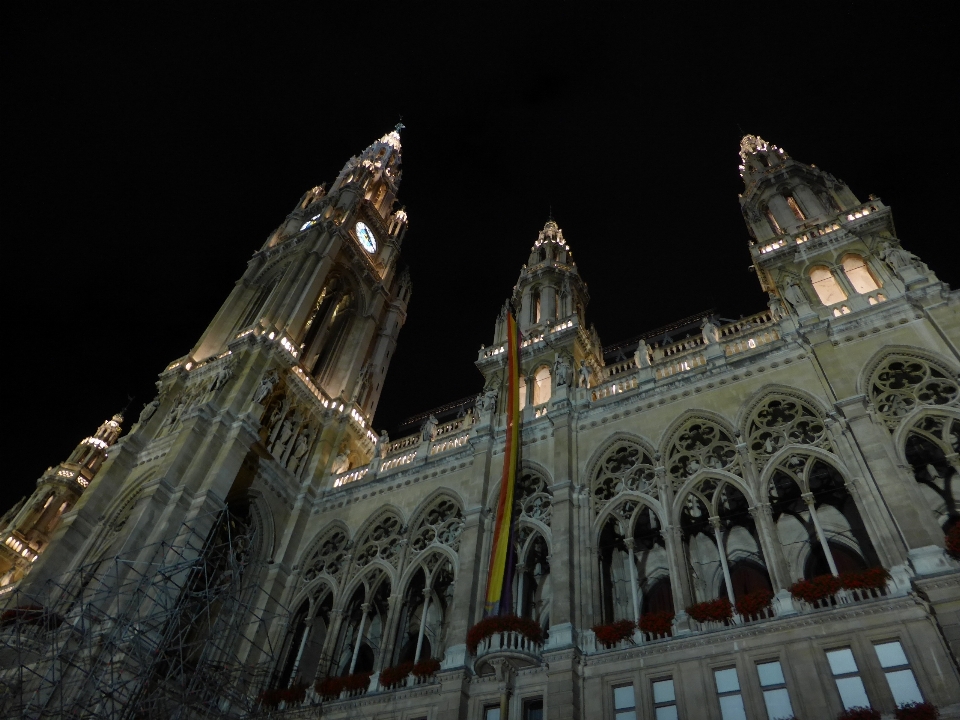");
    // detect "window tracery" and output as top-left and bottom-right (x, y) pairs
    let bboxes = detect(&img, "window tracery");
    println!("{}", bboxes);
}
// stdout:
(869, 355), (959, 428)
(746, 395), (830, 466)
(516, 470), (553, 527)
(591, 440), (657, 513)
(301, 527), (349, 585)
(353, 513), (403, 569)
(666, 419), (739, 484)
(409, 496), (464, 555)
